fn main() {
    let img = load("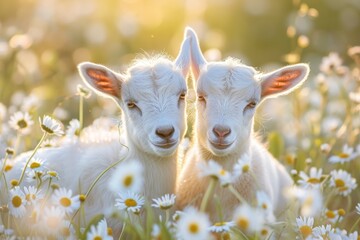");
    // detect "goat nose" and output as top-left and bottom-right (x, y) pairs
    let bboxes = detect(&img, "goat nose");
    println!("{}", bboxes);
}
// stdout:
(213, 125), (231, 138)
(156, 126), (175, 139)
